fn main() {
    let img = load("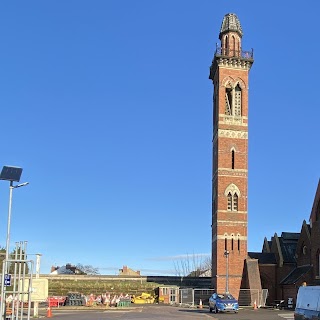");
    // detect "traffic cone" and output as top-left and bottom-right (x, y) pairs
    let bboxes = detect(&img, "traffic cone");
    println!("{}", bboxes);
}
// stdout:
(253, 300), (257, 310)
(47, 306), (52, 318)
(199, 299), (203, 309)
